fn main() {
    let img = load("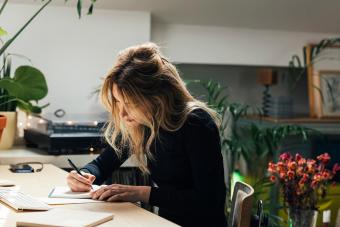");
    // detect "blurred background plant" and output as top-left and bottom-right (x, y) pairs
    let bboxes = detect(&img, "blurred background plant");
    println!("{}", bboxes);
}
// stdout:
(188, 79), (317, 226)
(288, 37), (340, 92)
